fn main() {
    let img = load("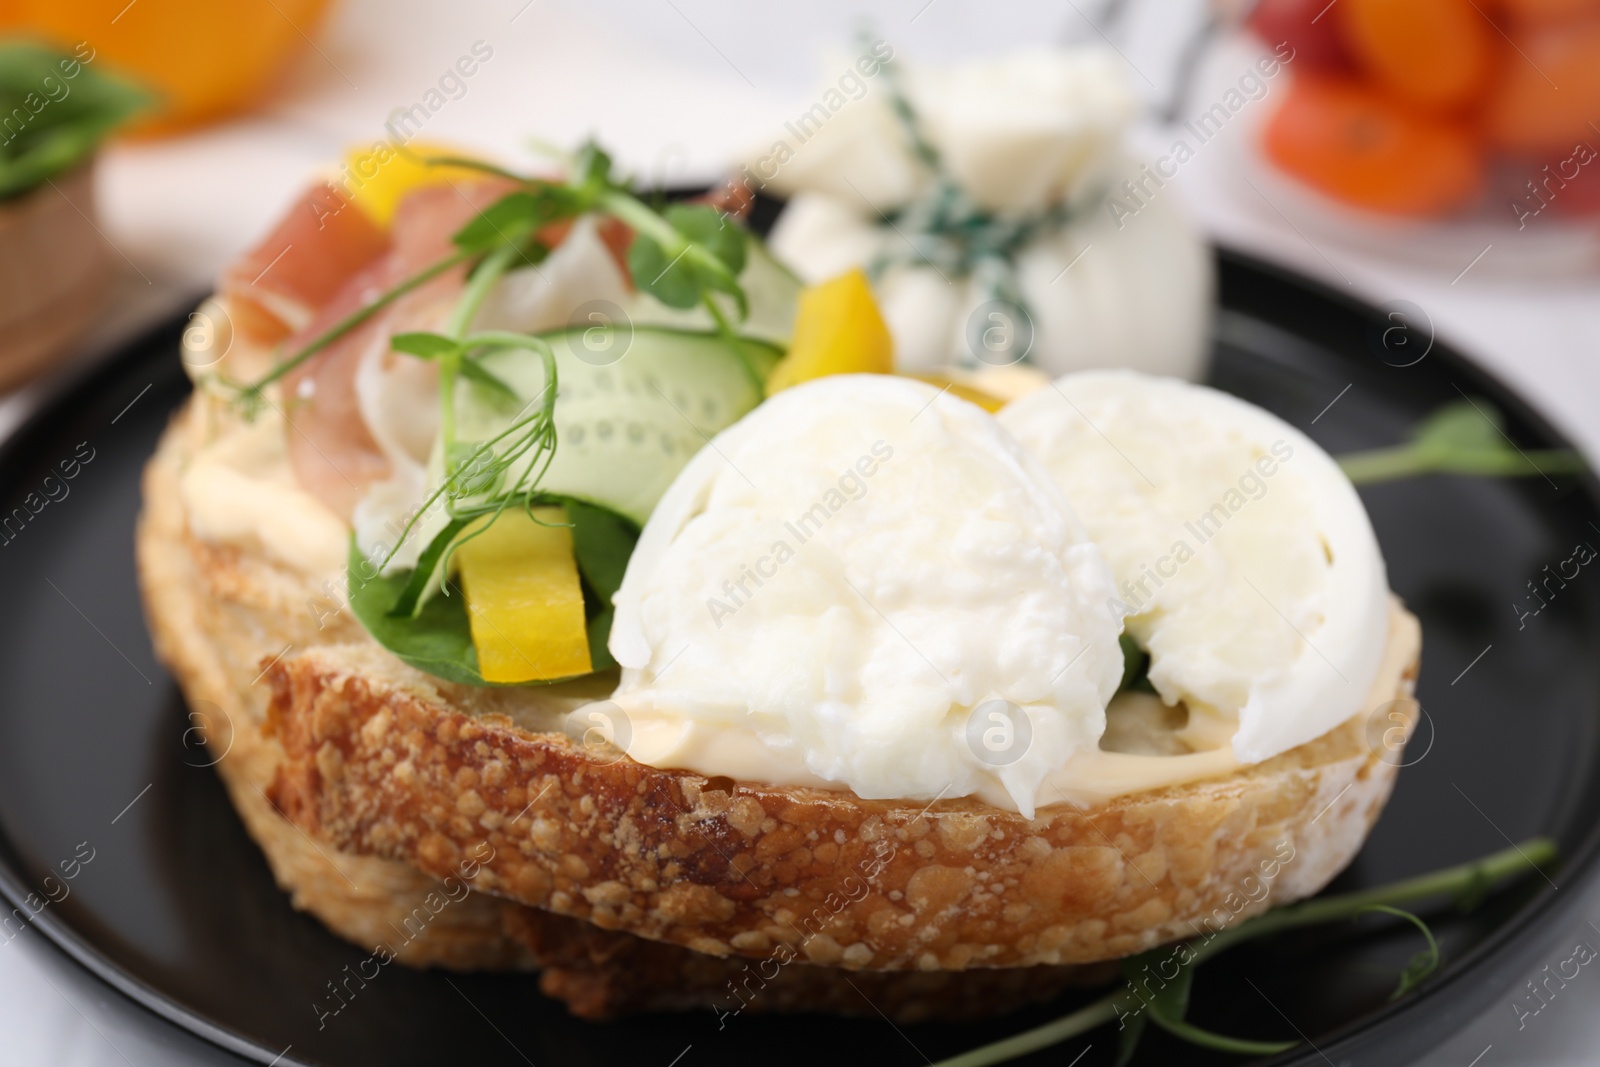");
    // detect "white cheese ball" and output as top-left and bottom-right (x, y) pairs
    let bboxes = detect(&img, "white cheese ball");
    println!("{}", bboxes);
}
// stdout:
(610, 374), (1123, 815)
(1001, 370), (1390, 764)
